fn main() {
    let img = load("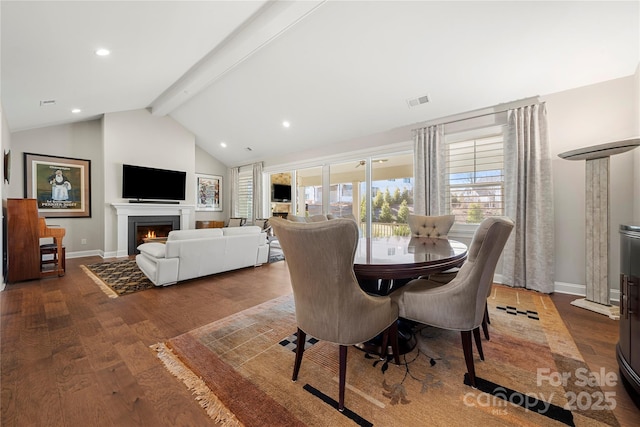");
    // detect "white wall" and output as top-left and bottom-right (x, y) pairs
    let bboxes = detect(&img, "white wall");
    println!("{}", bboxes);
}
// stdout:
(102, 109), (196, 256)
(8, 119), (105, 256)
